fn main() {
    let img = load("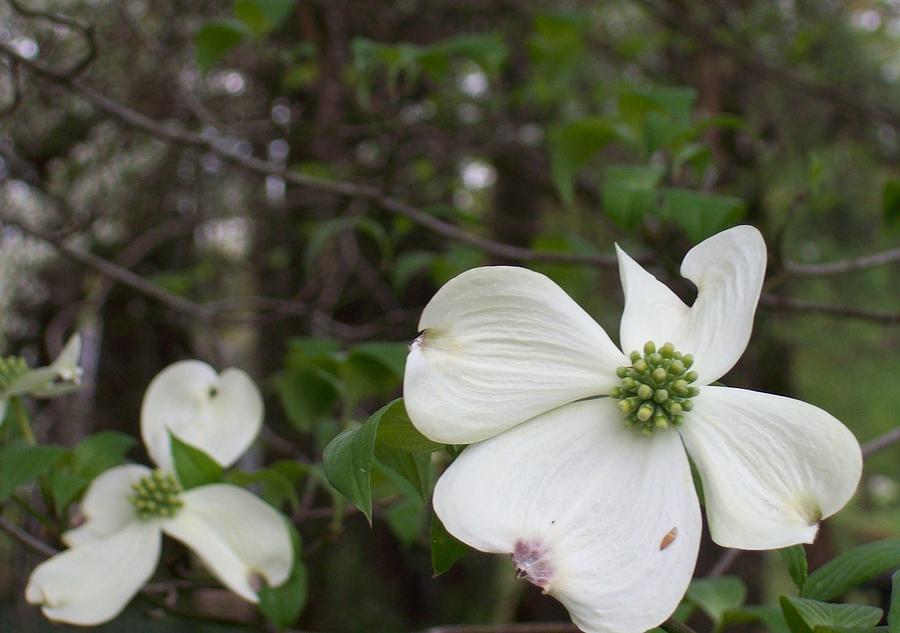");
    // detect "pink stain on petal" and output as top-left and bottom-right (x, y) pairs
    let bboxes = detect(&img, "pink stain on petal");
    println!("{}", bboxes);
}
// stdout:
(512, 539), (555, 591)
